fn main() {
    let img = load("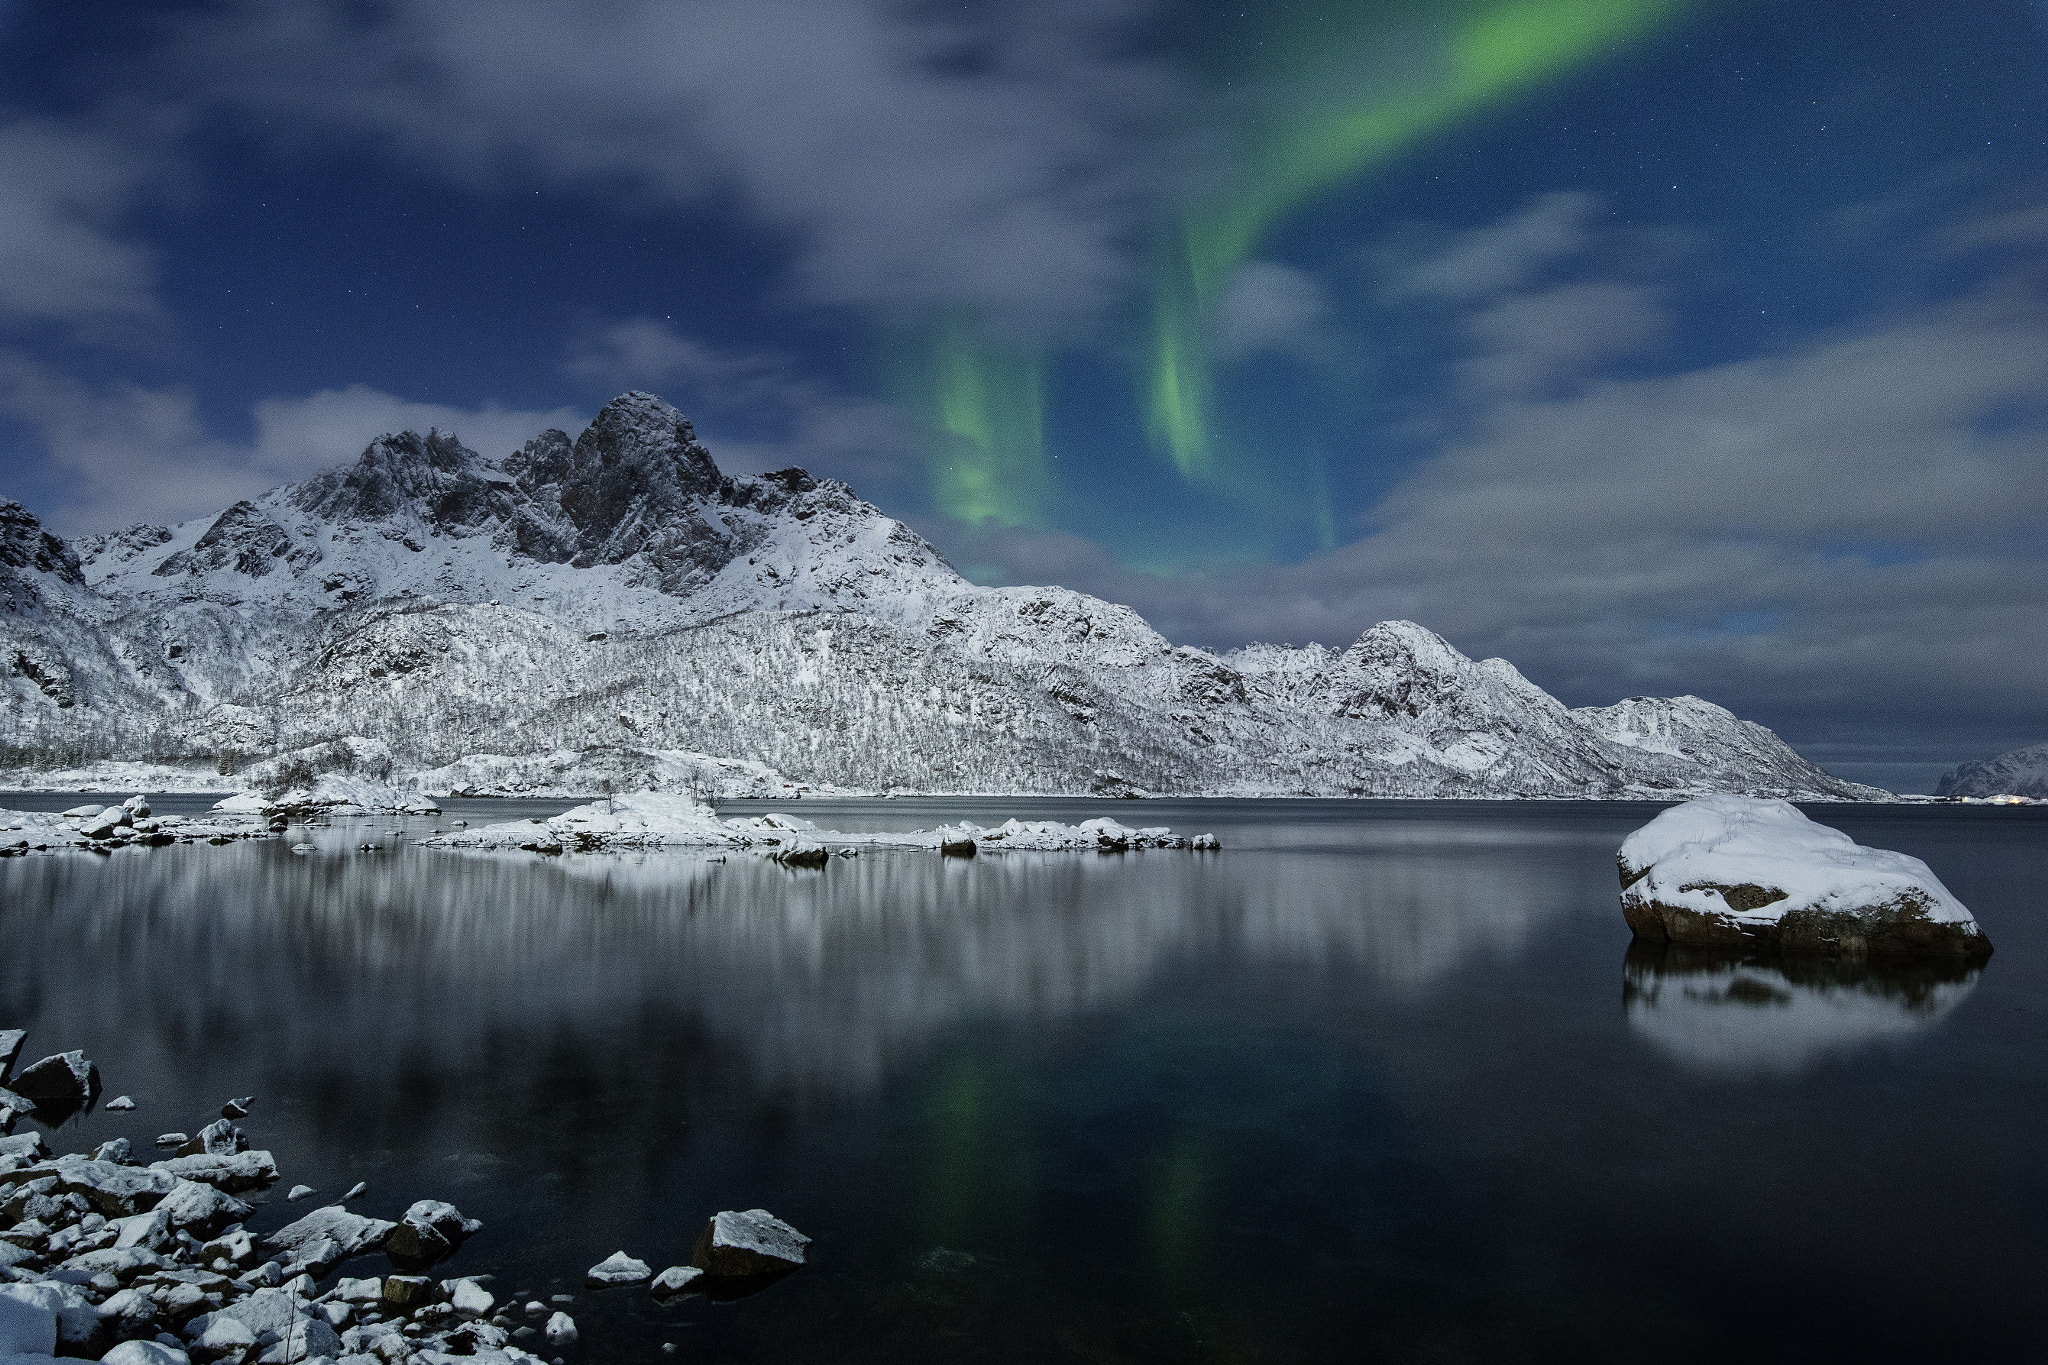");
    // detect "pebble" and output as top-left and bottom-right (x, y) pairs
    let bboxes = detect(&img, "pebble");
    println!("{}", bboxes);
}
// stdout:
(287, 1184), (316, 1201)
(105, 1094), (136, 1110)
(343, 1180), (368, 1200)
